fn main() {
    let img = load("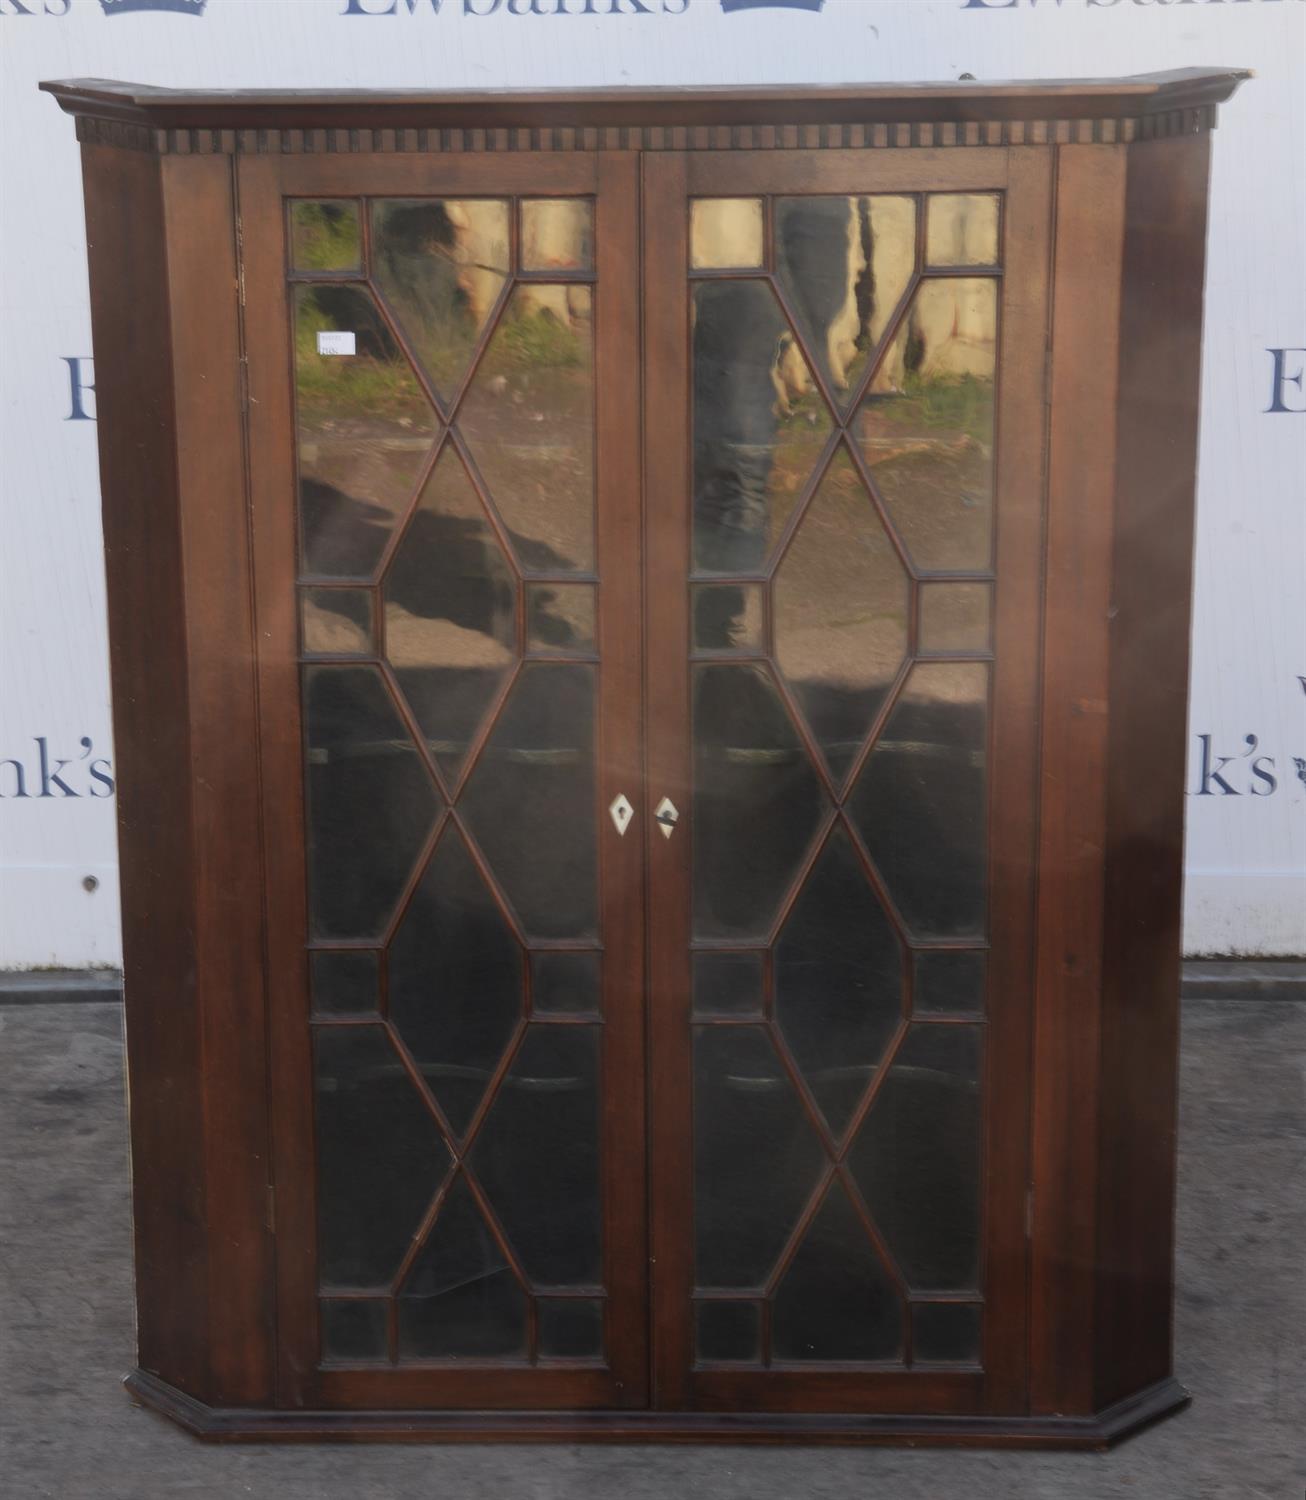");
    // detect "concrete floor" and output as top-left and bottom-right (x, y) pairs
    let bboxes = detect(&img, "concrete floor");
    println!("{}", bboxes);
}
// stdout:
(1, 999), (1301, 1500)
